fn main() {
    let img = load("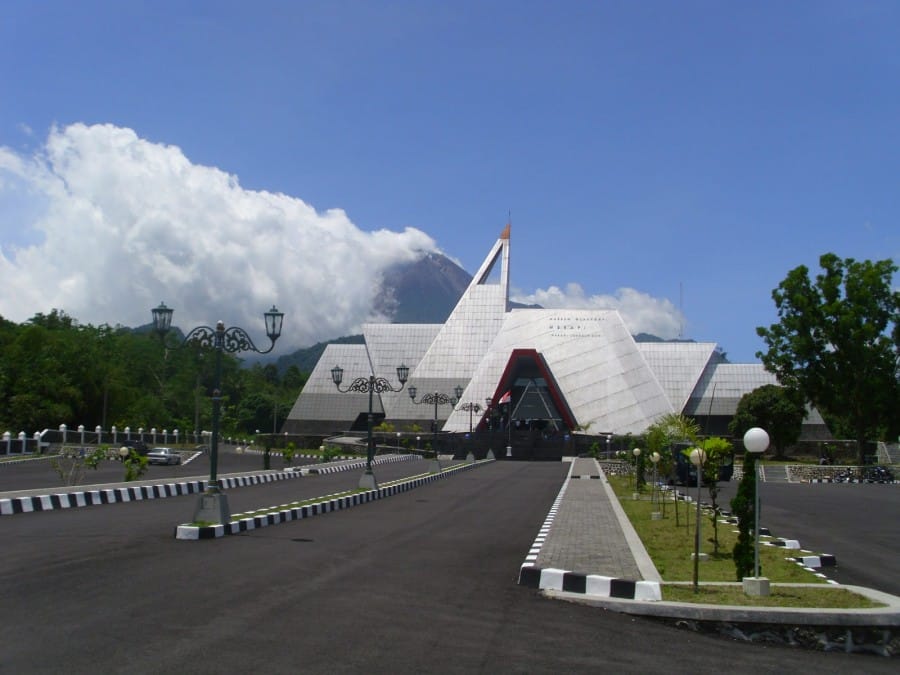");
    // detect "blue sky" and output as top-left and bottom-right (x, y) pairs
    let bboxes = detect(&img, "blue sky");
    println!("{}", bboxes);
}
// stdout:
(0, 1), (897, 361)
